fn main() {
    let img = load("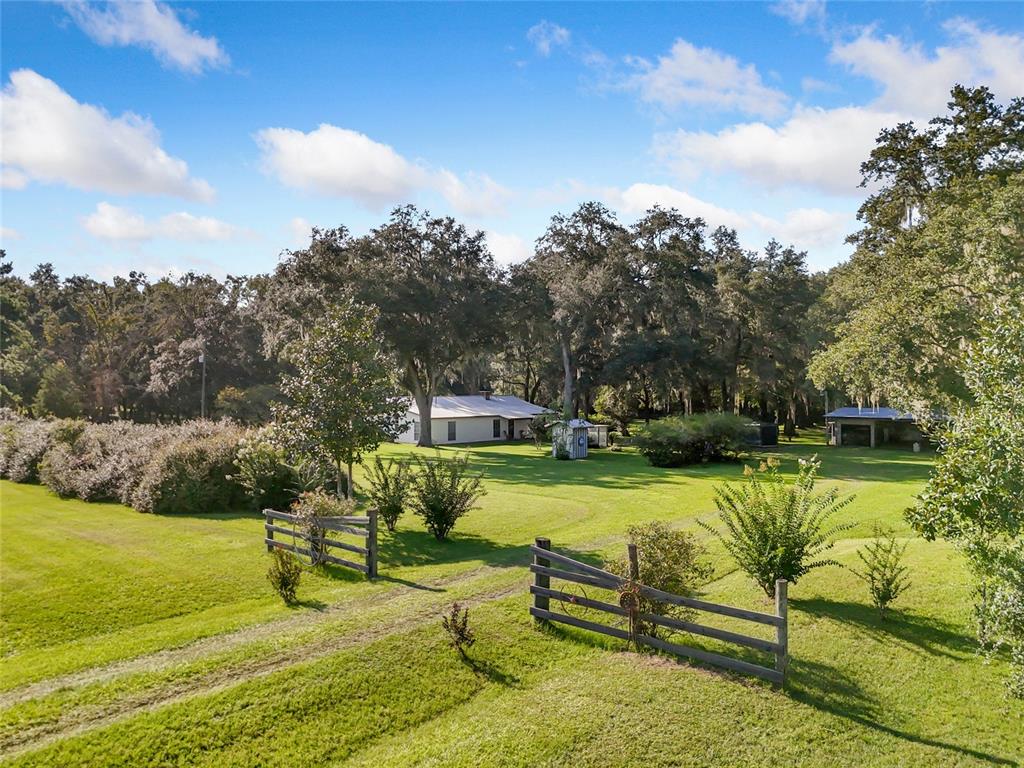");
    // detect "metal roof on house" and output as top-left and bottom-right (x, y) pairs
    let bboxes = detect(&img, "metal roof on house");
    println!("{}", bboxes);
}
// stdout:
(825, 407), (915, 421)
(409, 395), (552, 420)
